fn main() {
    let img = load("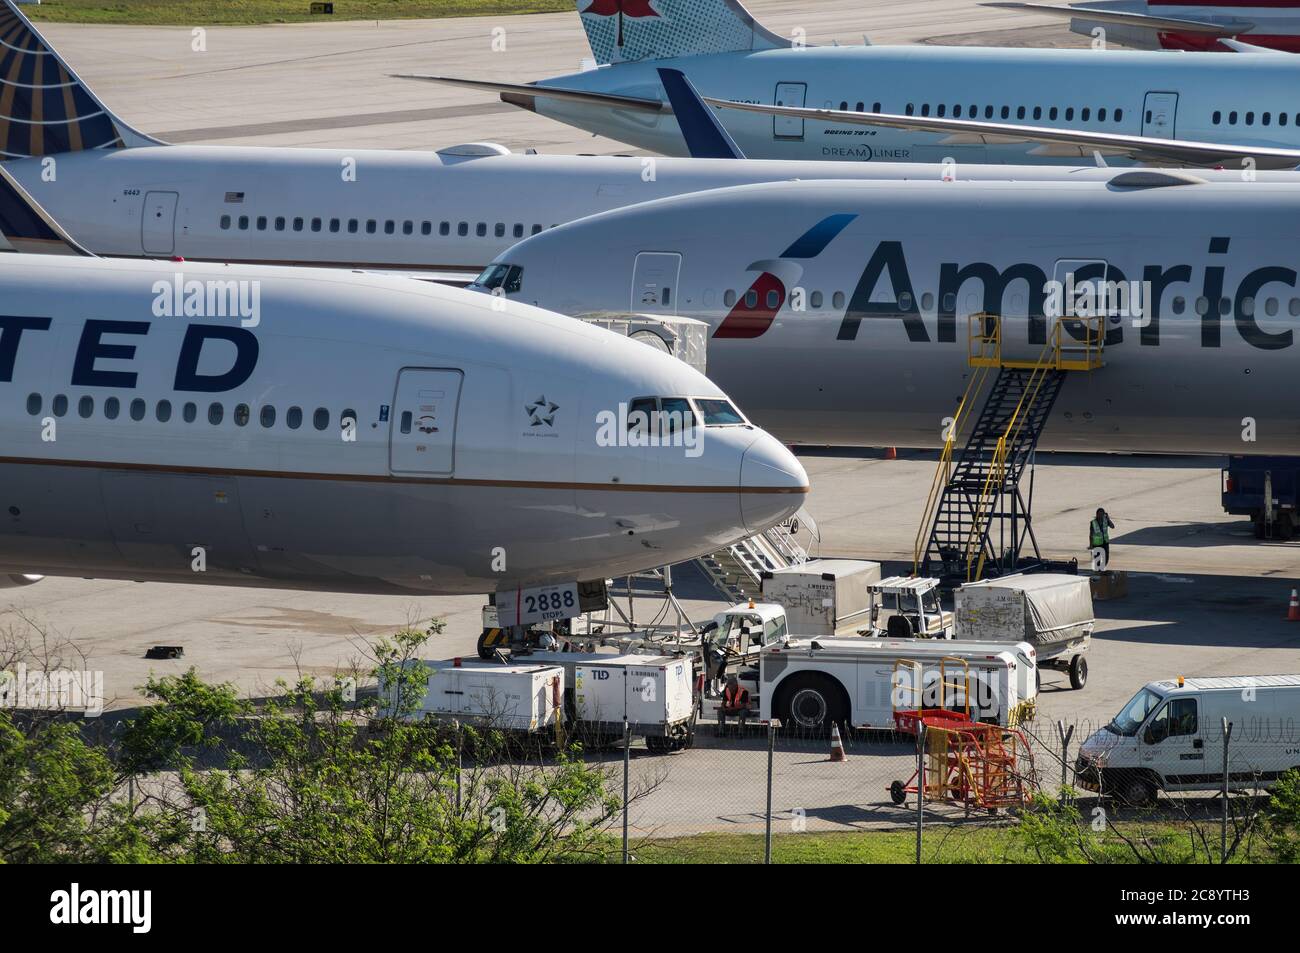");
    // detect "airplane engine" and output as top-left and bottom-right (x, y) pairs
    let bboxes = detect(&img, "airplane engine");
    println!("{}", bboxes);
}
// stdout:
(0, 573), (43, 589)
